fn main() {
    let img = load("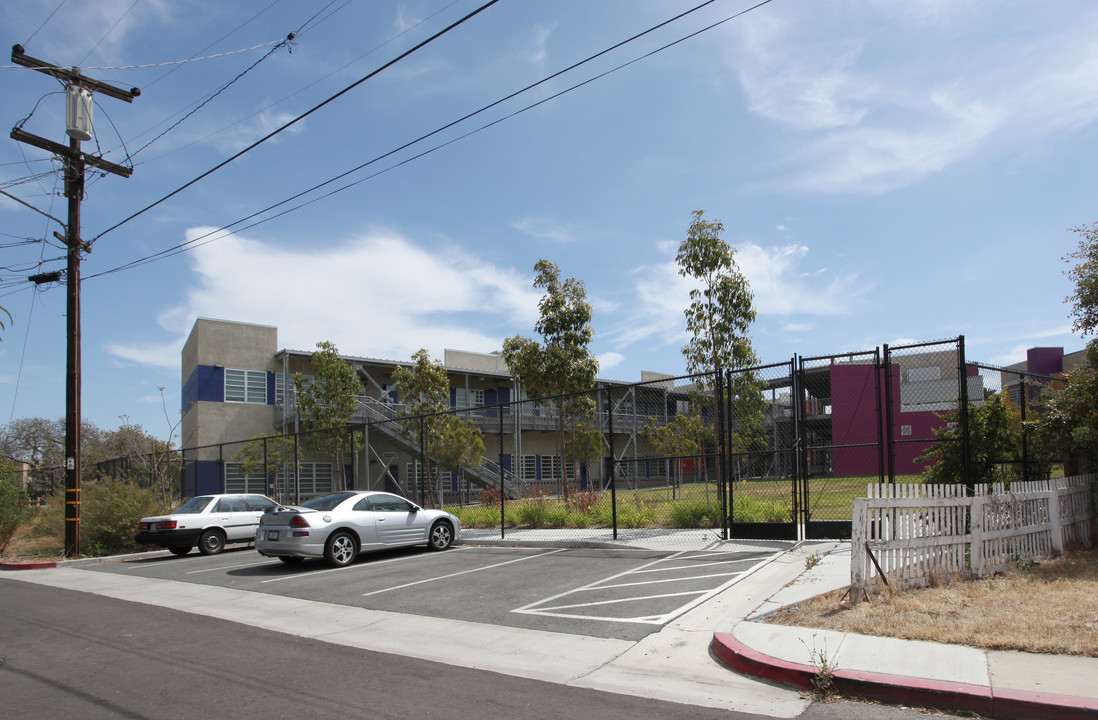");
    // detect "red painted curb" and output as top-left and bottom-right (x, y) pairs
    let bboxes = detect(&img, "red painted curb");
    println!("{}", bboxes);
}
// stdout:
(0, 560), (57, 571)
(711, 630), (1098, 719)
